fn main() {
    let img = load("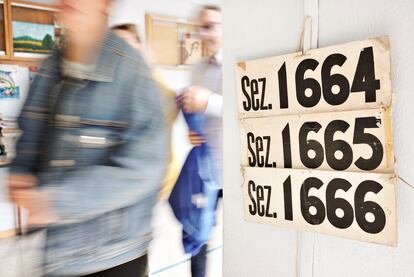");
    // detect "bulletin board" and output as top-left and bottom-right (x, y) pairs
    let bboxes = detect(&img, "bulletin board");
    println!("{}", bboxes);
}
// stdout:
(145, 13), (206, 68)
